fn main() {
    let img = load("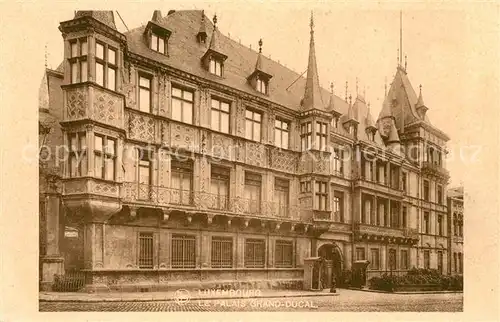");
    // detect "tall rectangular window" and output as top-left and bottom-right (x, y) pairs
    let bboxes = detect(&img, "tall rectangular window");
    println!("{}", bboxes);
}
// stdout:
(458, 252), (463, 273)
(138, 75), (151, 113)
(171, 160), (193, 205)
(437, 184), (443, 204)
(244, 239), (265, 268)
(211, 98), (230, 133)
(211, 236), (233, 268)
(300, 122), (312, 151)
(68, 132), (87, 177)
(402, 206), (407, 228)
(95, 42), (117, 91)
(454, 252), (457, 272)
(245, 109), (262, 141)
(400, 250), (409, 270)
(356, 247), (365, 260)
(370, 249), (380, 270)
(333, 148), (344, 176)
(138, 232), (154, 269)
(256, 77), (268, 94)
(437, 251), (443, 274)
(363, 199), (372, 224)
(171, 86), (194, 124)
(171, 234), (196, 268)
(244, 172), (261, 214)
(69, 38), (88, 84)
(137, 149), (152, 200)
(424, 211), (430, 234)
(274, 118), (289, 149)
(332, 192), (344, 222)
(423, 180), (430, 201)
(275, 178), (289, 217)
(209, 58), (223, 76)
(402, 172), (407, 192)
(275, 240), (293, 268)
(388, 249), (397, 270)
(315, 122), (328, 151)
(94, 134), (116, 181)
(315, 181), (327, 211)
(210, 166), (229, 210)
(424, 250), (430, 269)
(437, 215), (443, 236)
